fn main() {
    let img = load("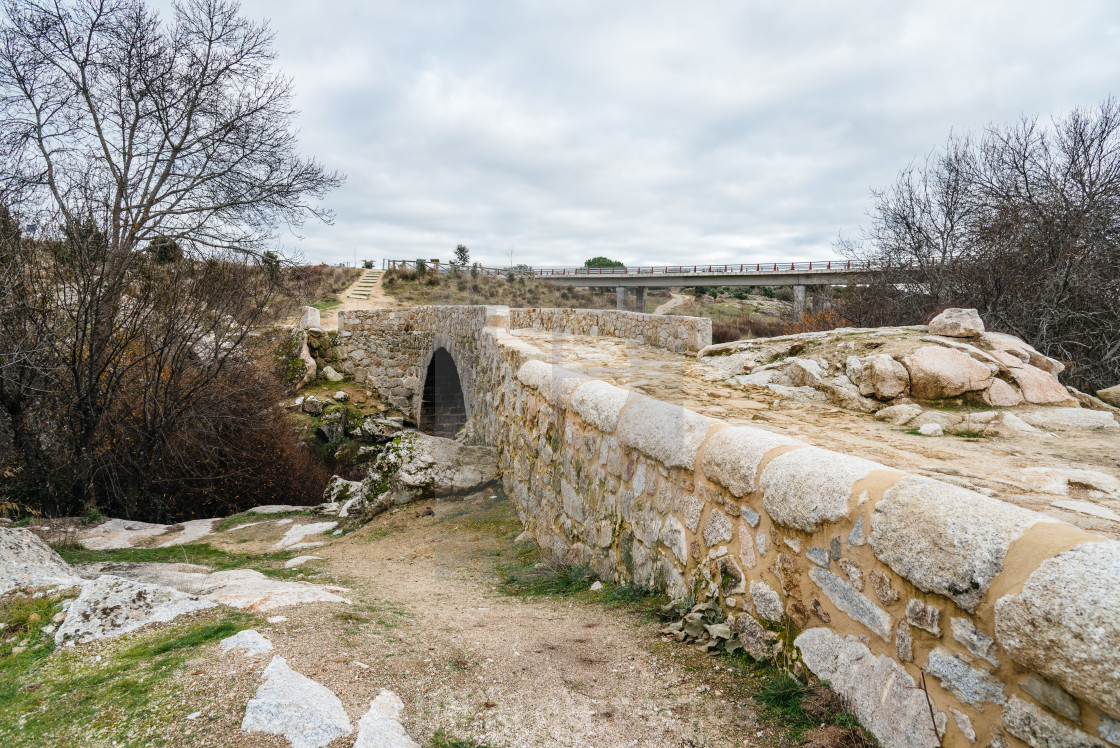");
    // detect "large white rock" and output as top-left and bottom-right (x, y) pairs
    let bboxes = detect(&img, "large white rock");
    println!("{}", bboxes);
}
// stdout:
(700, 426), (805, 498)
(928, 308), (985, 338)
(515, 360), (589, 406)
(54, 575), (215, 645)
(759, 447), (886, 532)
(1019, 408), (1118, 431)
(1007, 364), (1077, 405)
(903, 346), (993, 400)
(75, 562), (352, 612)
(158, 518), (219, 547)
(874, 403), (924, 425)
(983, 378), (1024, 407)
(353, 689), (420, 748)
(77, 518), (170, 550)
(870, 476), (1044, 611)
(298, 306), (320, 330)
(795, 628), (945, 748)
(846, 354), (910, 399)
(220, 628), (274, 657)
(994, 540), (1120, 719)
(0, 528), (84, 595)
(382, 432), (499, 501)
(615, 397), (719, 469)
(273, 522), (338, 551)
(241, 655), (353, 748)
